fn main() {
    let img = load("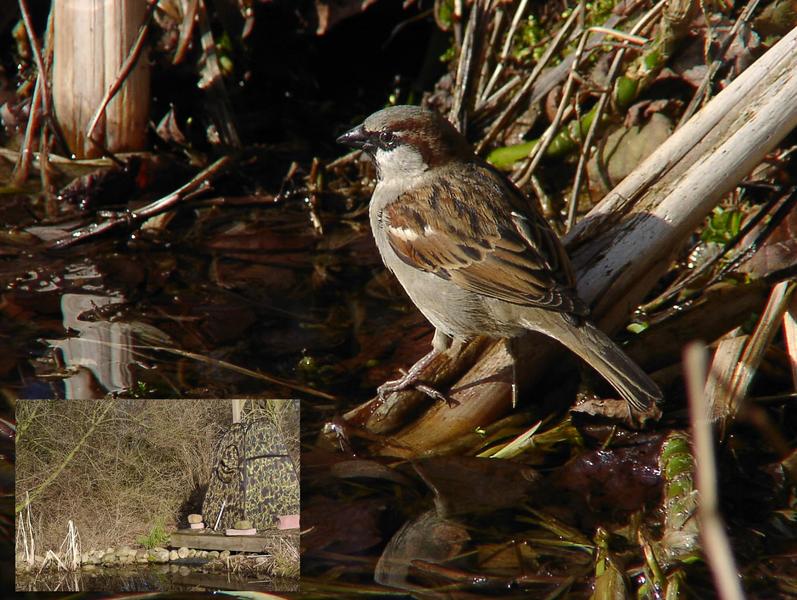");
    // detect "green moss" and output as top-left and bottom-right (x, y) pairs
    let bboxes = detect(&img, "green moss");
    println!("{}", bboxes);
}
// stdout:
(137, 518), (170, 549)
(435, 0), (454, 29)
(585, 0), (617, 26)
(512, 15), (546, 62)
(439, 45), (457, 63)
(701, 207), (744, 244)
